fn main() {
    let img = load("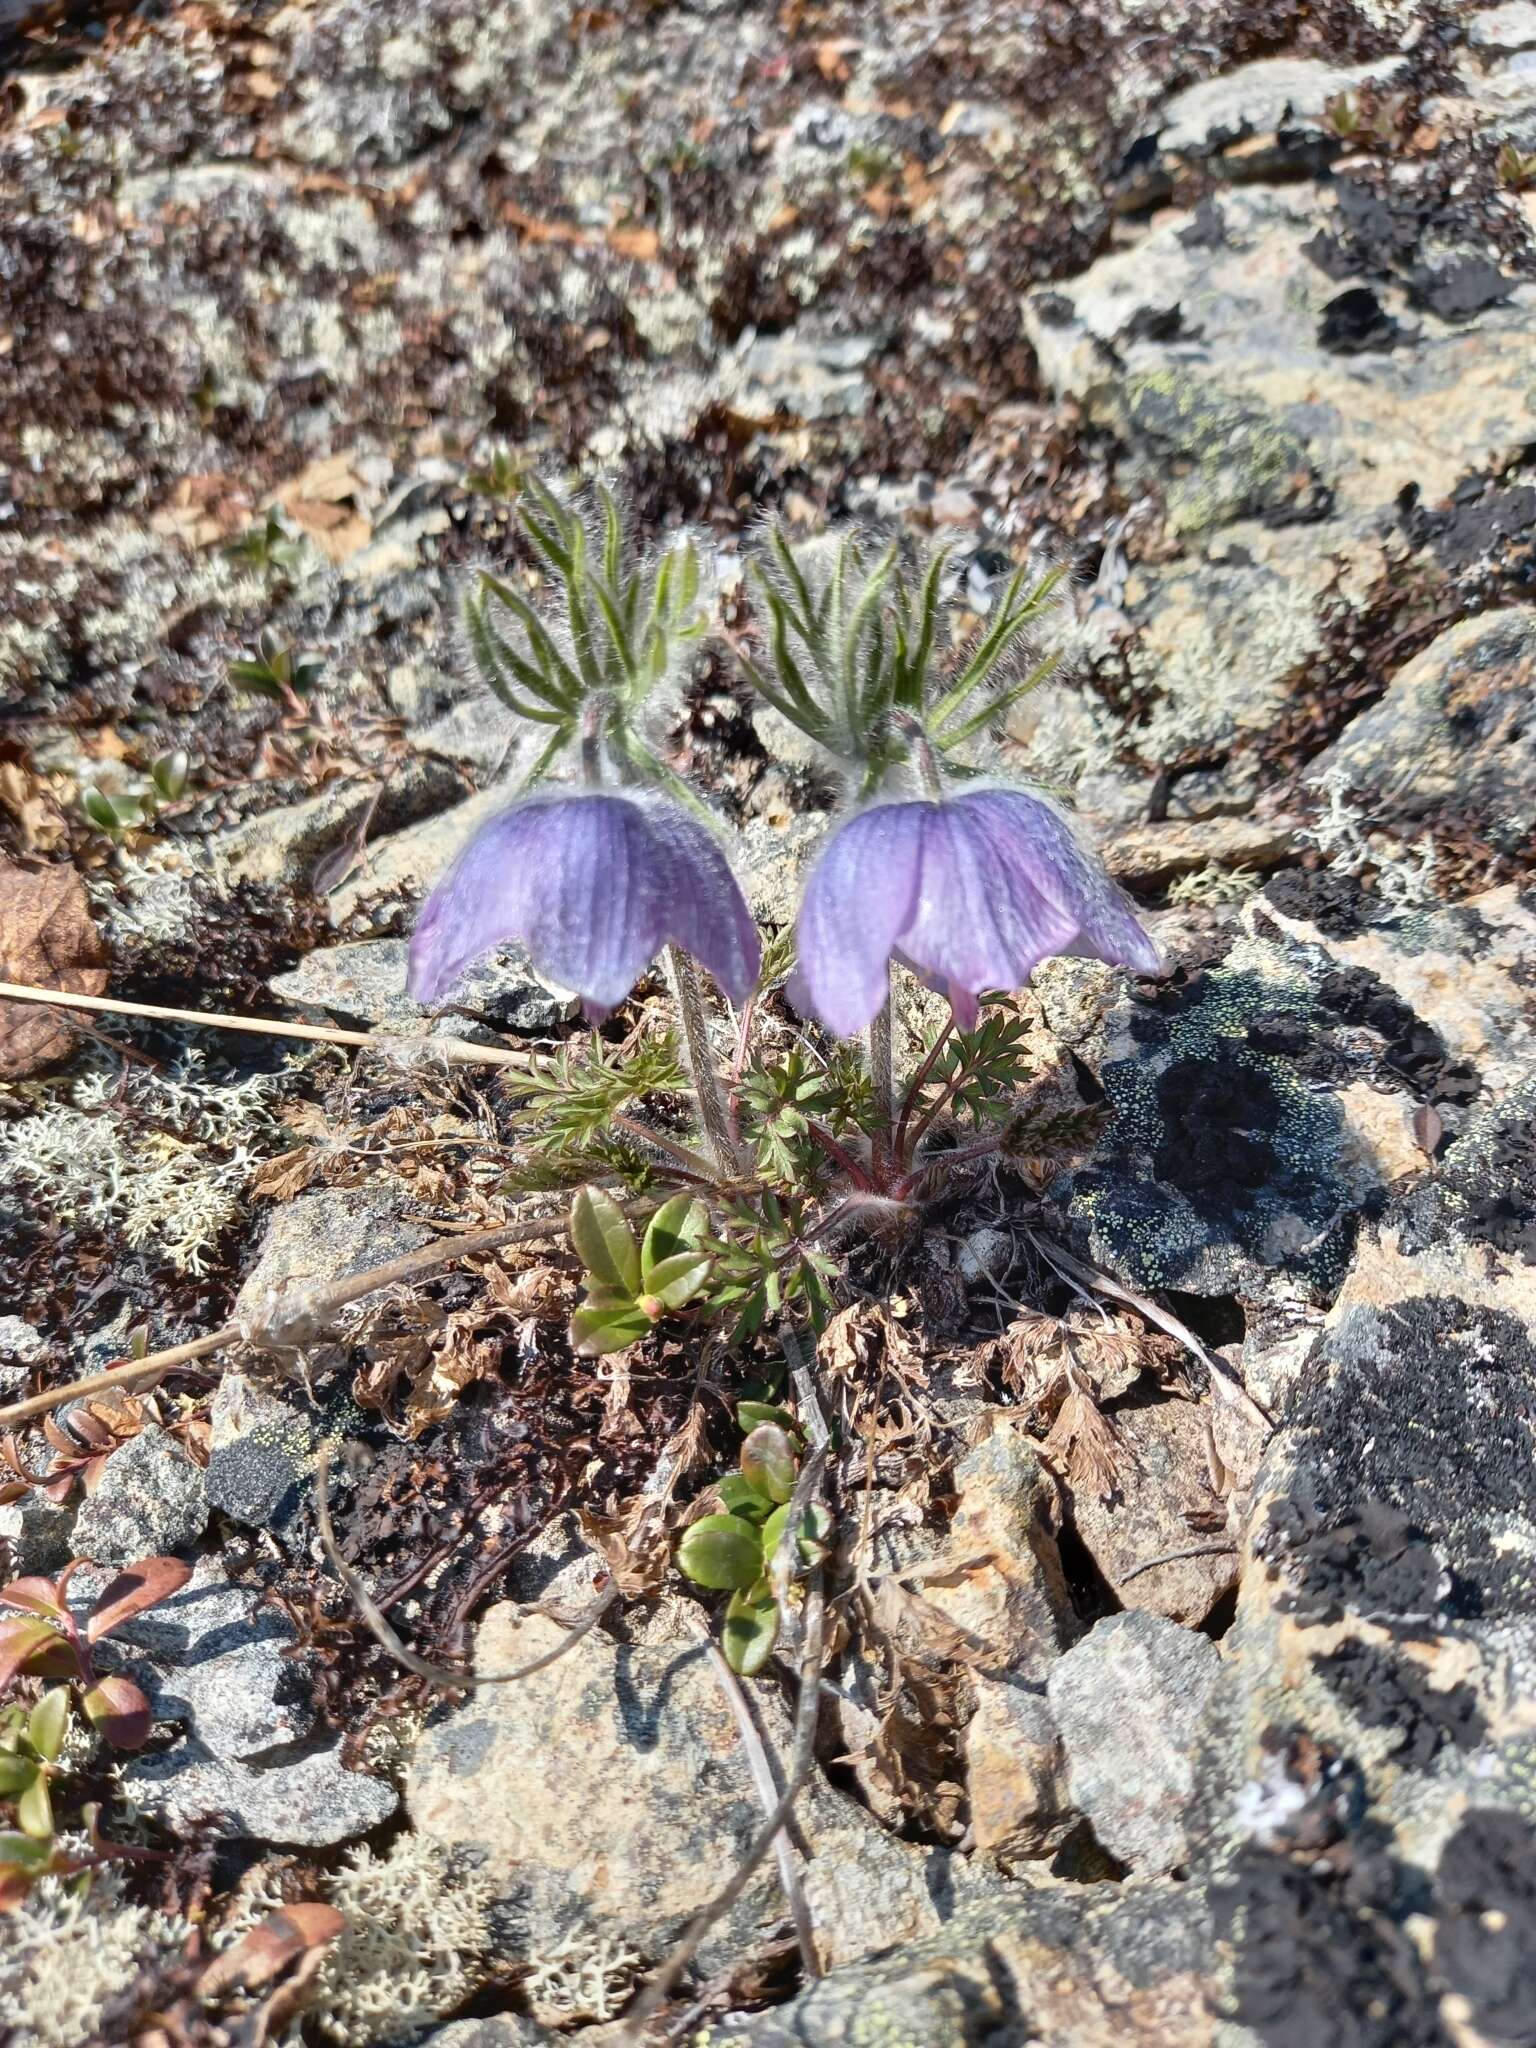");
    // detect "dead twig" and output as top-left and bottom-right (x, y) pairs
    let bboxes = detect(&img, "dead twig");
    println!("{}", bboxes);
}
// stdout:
(697, 1630), (818, 1981)
(625, 1574), (827, 2042)
(0, 1200), (670, 1429)
(313, 1444), (619, 1687)
(0, 978), (537, 1070)
(1119, 1541), (1238, 1584)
